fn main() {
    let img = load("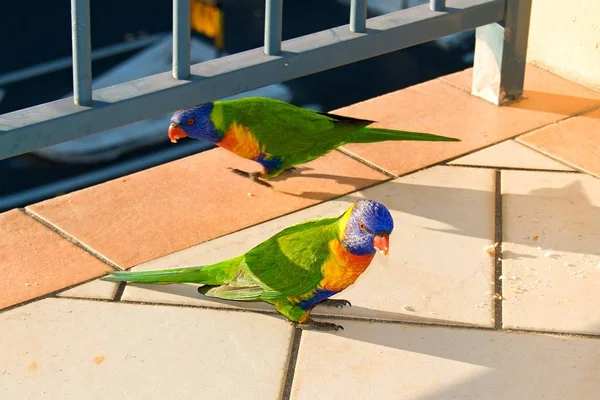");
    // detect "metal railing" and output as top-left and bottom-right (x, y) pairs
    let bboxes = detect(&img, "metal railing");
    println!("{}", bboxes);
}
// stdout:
(0, 0), (532, 161)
